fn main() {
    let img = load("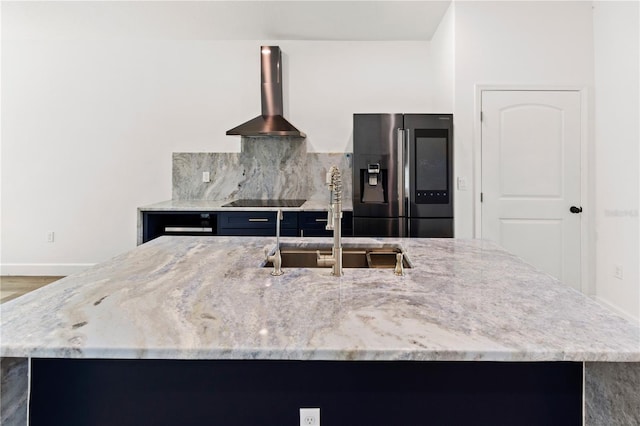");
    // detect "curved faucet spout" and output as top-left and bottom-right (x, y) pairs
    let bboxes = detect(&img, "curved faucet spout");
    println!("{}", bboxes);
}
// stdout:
(265, 209), (284, 276)
(325, 166), (343, 276)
